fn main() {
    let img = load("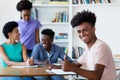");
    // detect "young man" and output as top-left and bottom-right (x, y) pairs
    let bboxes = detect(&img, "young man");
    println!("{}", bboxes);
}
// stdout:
(62, 10), (116, 80)
(32, 29), (72, 80)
